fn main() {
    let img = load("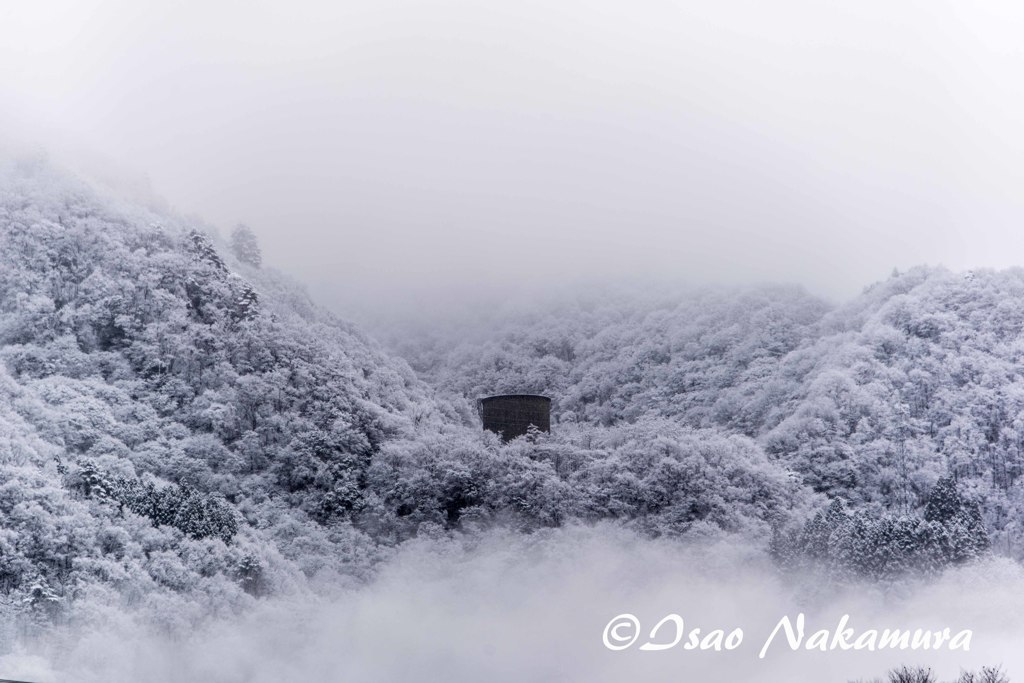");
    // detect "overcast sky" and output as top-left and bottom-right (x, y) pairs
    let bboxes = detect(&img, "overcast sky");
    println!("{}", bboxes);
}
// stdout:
(2, 1), (1024, 319)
